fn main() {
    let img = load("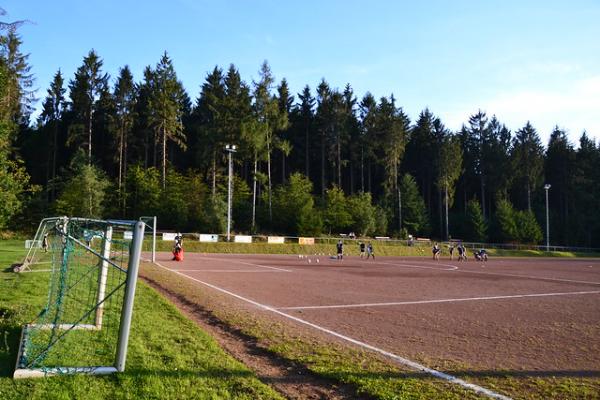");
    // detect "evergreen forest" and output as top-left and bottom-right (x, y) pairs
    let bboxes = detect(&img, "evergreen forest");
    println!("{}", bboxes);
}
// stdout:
(2, 19), (599, 247)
